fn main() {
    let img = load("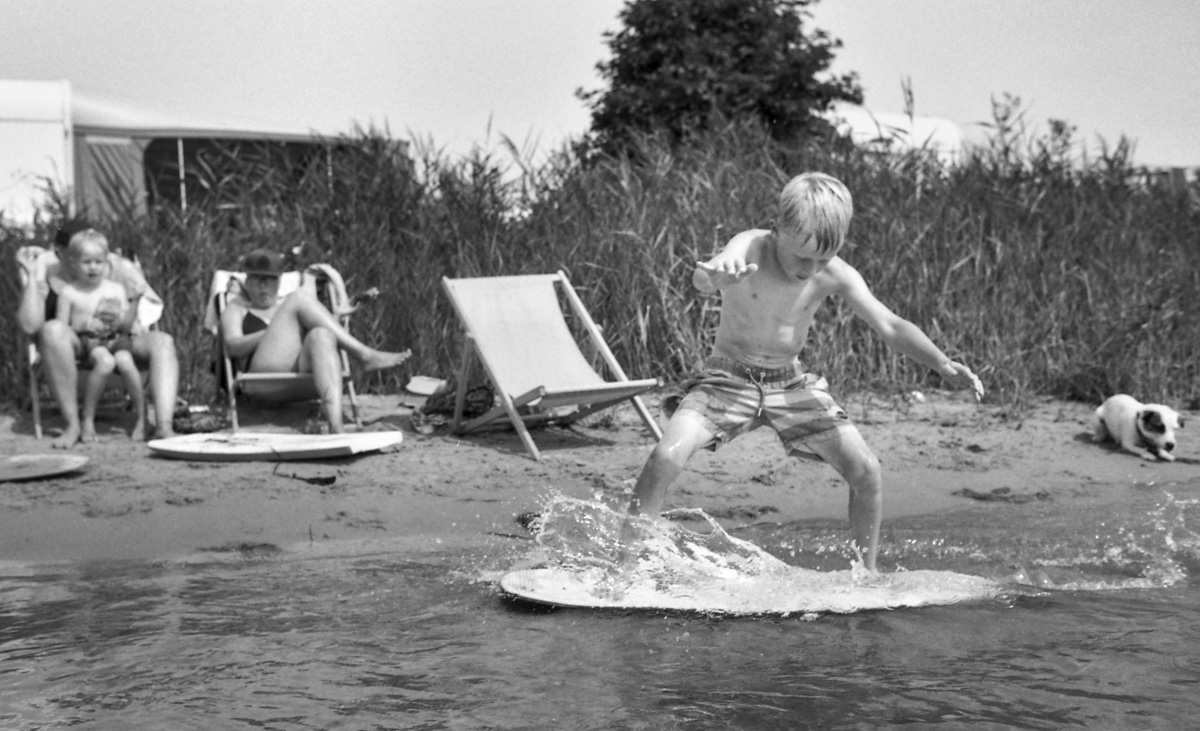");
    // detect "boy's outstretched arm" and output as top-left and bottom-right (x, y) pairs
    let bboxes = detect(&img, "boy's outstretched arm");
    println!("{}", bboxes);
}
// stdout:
(934, 359), (985, 400)
(693, 260), (757, 293)
(839, 263), (985, 400)
(693, 229), (763, 293)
